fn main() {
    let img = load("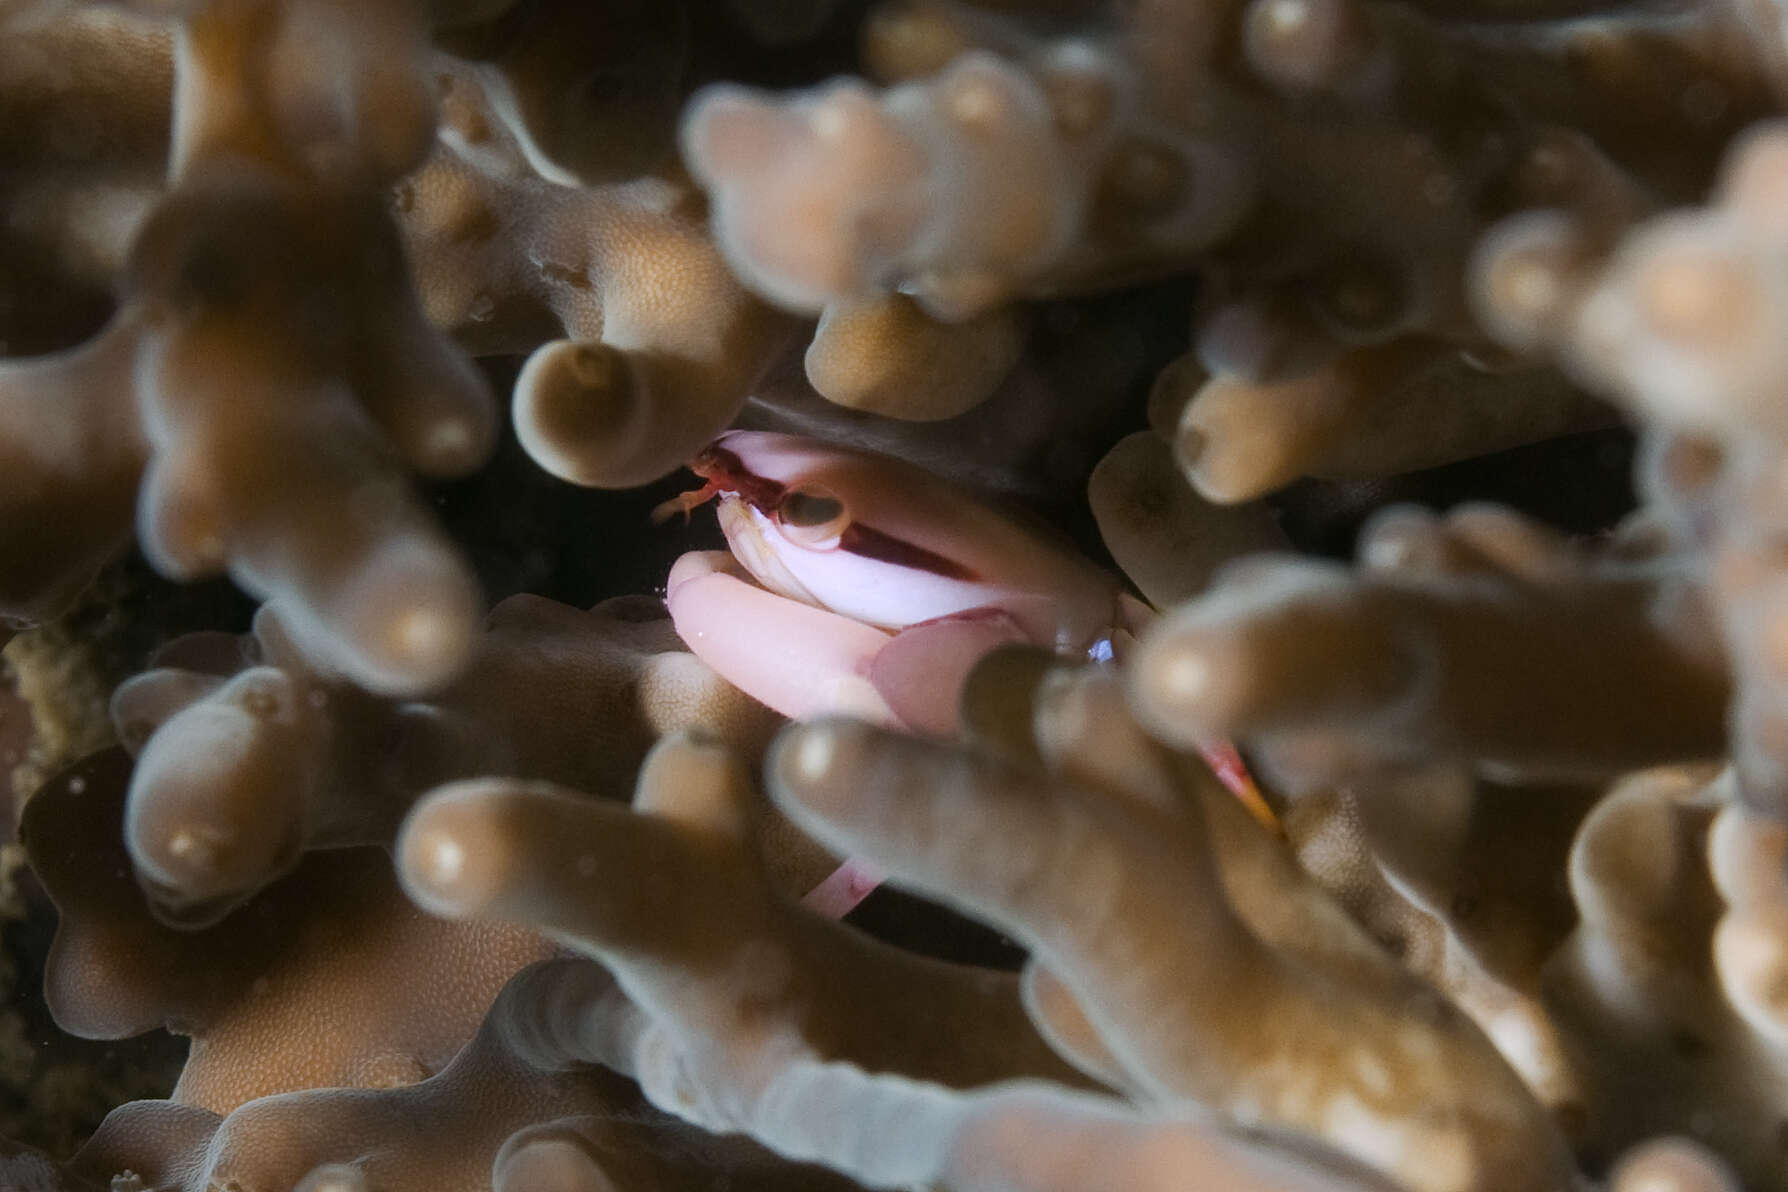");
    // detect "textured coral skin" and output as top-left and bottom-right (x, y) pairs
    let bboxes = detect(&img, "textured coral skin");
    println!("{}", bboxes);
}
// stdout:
(3, 1), (1788, 1191)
